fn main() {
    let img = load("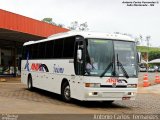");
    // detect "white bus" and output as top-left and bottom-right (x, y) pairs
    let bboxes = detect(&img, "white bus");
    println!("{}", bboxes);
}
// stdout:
(21, 31), (138, 102)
